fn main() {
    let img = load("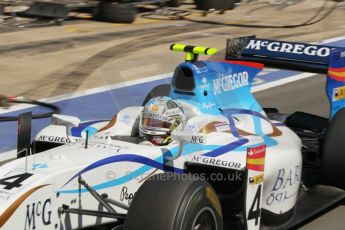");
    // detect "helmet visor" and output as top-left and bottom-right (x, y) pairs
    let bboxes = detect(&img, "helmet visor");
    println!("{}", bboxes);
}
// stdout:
(141, 117), (172, 131)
